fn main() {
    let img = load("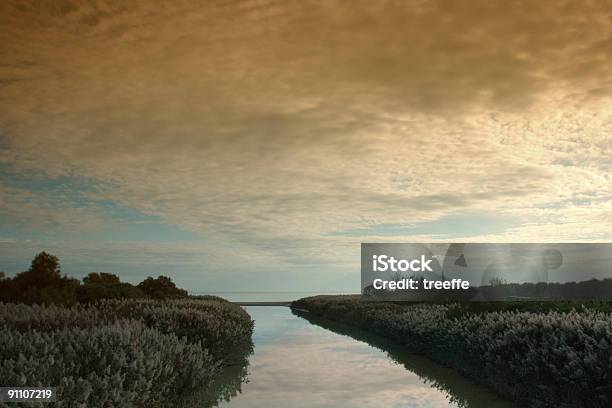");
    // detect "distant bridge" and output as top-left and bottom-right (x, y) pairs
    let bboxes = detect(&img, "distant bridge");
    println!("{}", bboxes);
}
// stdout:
(234, 301), (291, 306)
